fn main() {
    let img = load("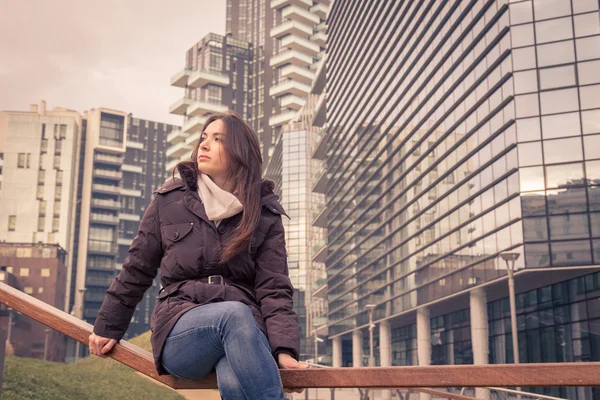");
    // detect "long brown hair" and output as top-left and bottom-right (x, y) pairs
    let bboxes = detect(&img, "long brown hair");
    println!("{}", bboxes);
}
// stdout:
(174, 111), (263, 263)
